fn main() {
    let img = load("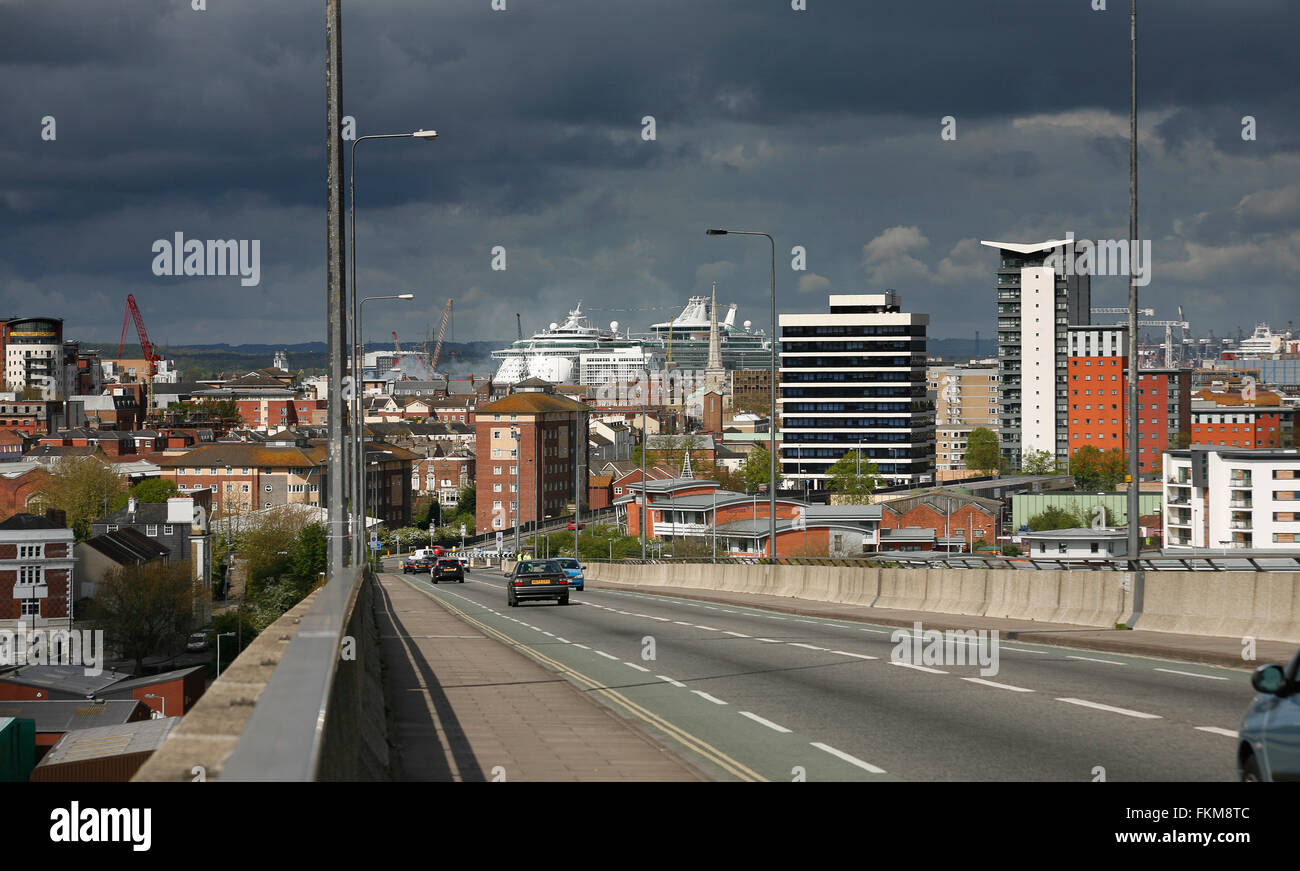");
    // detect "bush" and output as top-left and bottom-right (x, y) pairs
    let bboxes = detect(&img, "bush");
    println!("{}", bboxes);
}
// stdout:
(1001, 544), (1023, 556)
